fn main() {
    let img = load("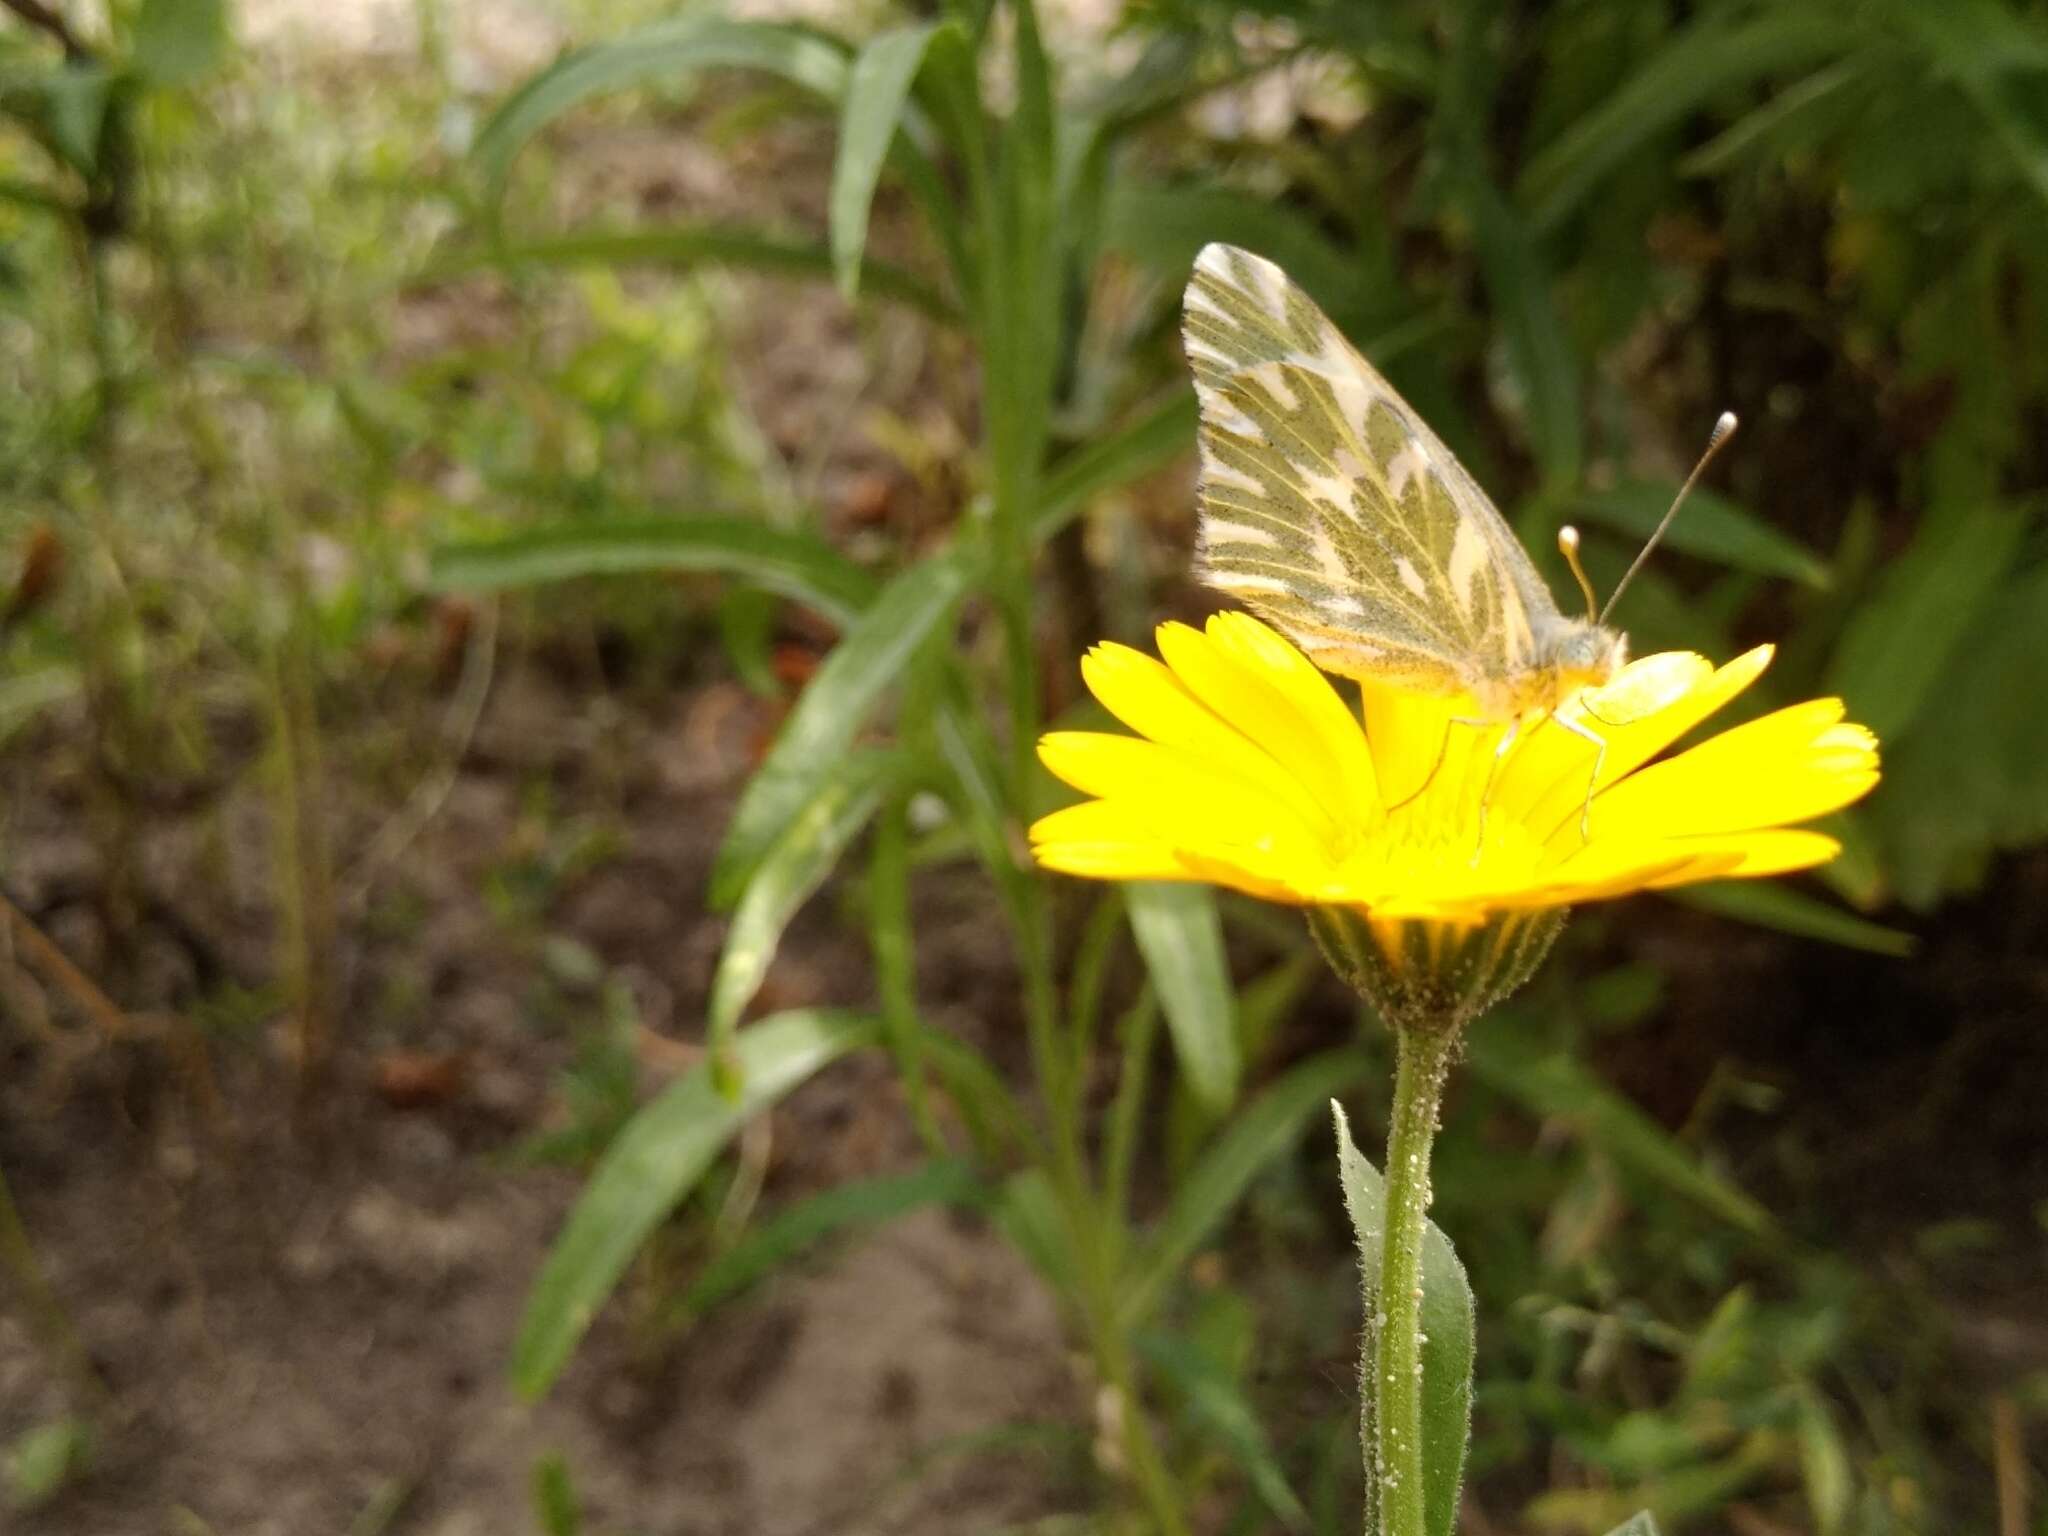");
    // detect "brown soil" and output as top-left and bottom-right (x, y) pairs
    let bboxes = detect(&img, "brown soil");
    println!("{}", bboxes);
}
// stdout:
(0, 652), (1075, 1536)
